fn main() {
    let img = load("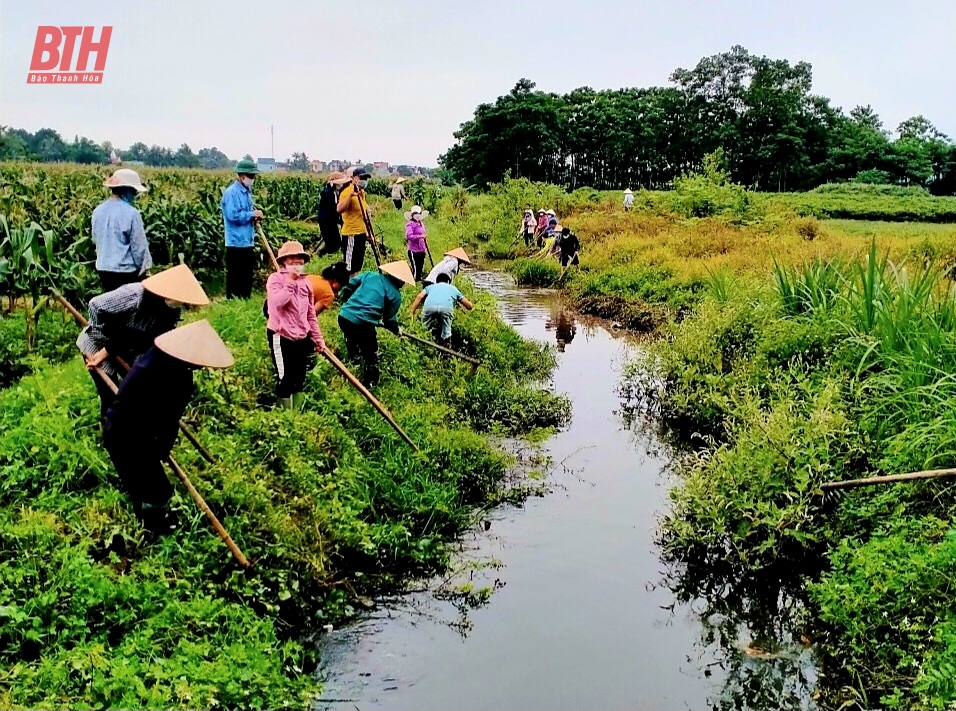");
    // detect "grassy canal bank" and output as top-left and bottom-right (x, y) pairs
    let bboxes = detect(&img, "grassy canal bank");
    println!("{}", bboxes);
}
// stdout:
(0, 169), (569, 708)
(466, 177), (956, 708)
